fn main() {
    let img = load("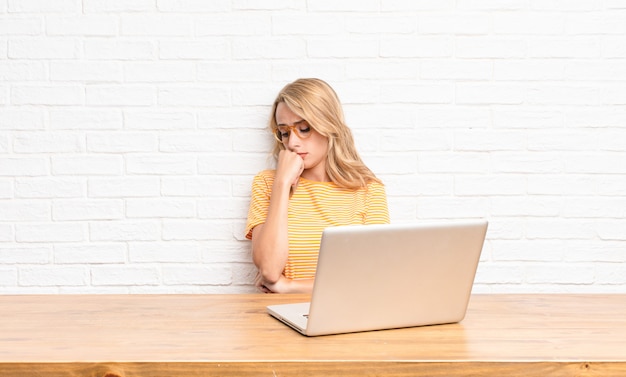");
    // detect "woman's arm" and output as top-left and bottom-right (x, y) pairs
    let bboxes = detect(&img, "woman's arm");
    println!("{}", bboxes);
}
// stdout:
(251, 150), (304, 284)
(255, 273), (314, 294)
